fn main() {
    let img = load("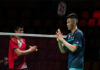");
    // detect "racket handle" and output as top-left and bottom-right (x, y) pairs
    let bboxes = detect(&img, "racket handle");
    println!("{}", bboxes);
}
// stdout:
(56, 28), (61, 42)
(34, 49), (38, 51)
(56, 38), (60, 42)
